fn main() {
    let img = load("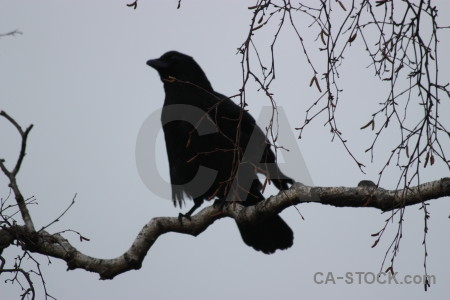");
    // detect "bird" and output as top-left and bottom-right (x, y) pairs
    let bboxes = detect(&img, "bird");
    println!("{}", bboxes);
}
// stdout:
(147, 51), (294, 254)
